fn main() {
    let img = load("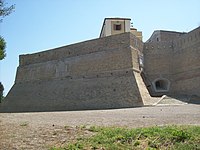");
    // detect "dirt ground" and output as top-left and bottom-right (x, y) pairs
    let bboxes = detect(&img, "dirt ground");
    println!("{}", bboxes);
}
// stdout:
(0, 104), (200, 149)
